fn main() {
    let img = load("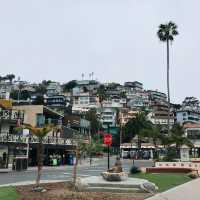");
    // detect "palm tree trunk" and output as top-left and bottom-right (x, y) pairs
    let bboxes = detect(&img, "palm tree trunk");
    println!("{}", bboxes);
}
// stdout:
(167, 39), (170, 134)
(36, 138), (43, 187)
